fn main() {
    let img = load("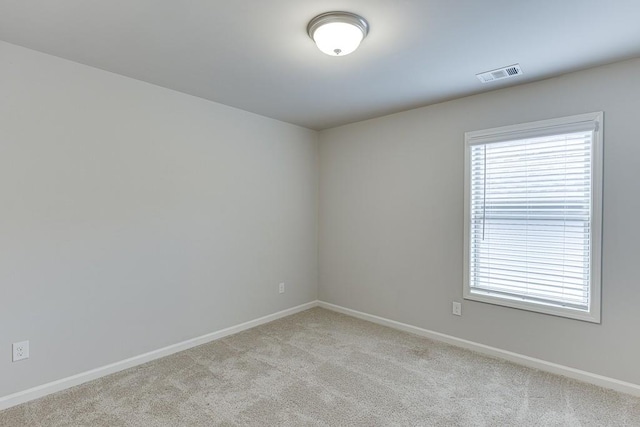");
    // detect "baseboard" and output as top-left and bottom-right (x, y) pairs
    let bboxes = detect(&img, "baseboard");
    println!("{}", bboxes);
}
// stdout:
(318, 301), (640, 397)
(4, 299), (637, 411)
(0, 300), (319, 411)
